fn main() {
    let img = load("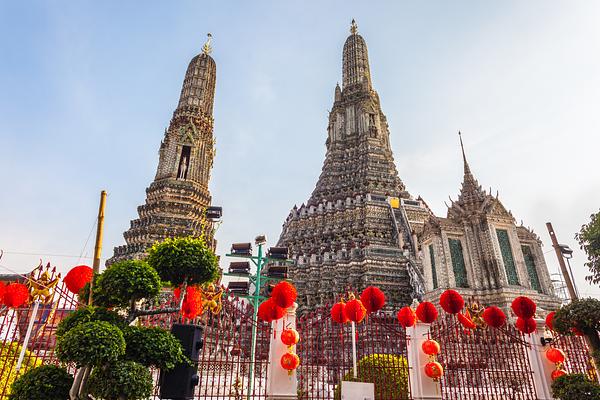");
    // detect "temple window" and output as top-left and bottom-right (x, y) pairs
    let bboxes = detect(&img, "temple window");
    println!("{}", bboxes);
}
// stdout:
(522, 245), (542, 292)
(496, 229), (519, 285)
(429, 244), (438, 289)
(448, 238), (469, 288)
